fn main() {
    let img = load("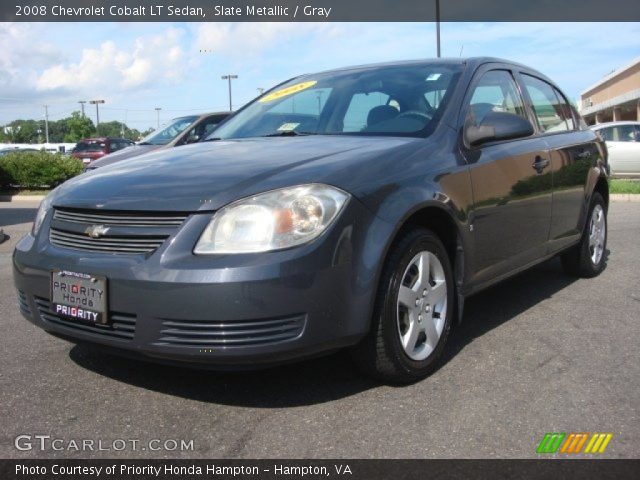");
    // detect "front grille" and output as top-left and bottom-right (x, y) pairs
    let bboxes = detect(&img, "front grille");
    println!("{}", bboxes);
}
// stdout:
(53, 209), (188, 227)
(35, 296), (136, 341)
(49, 208), (189, 255)
(17, 290), (31, 316)
(50, 228), (166, 254)
(156, 315), (306, 348)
